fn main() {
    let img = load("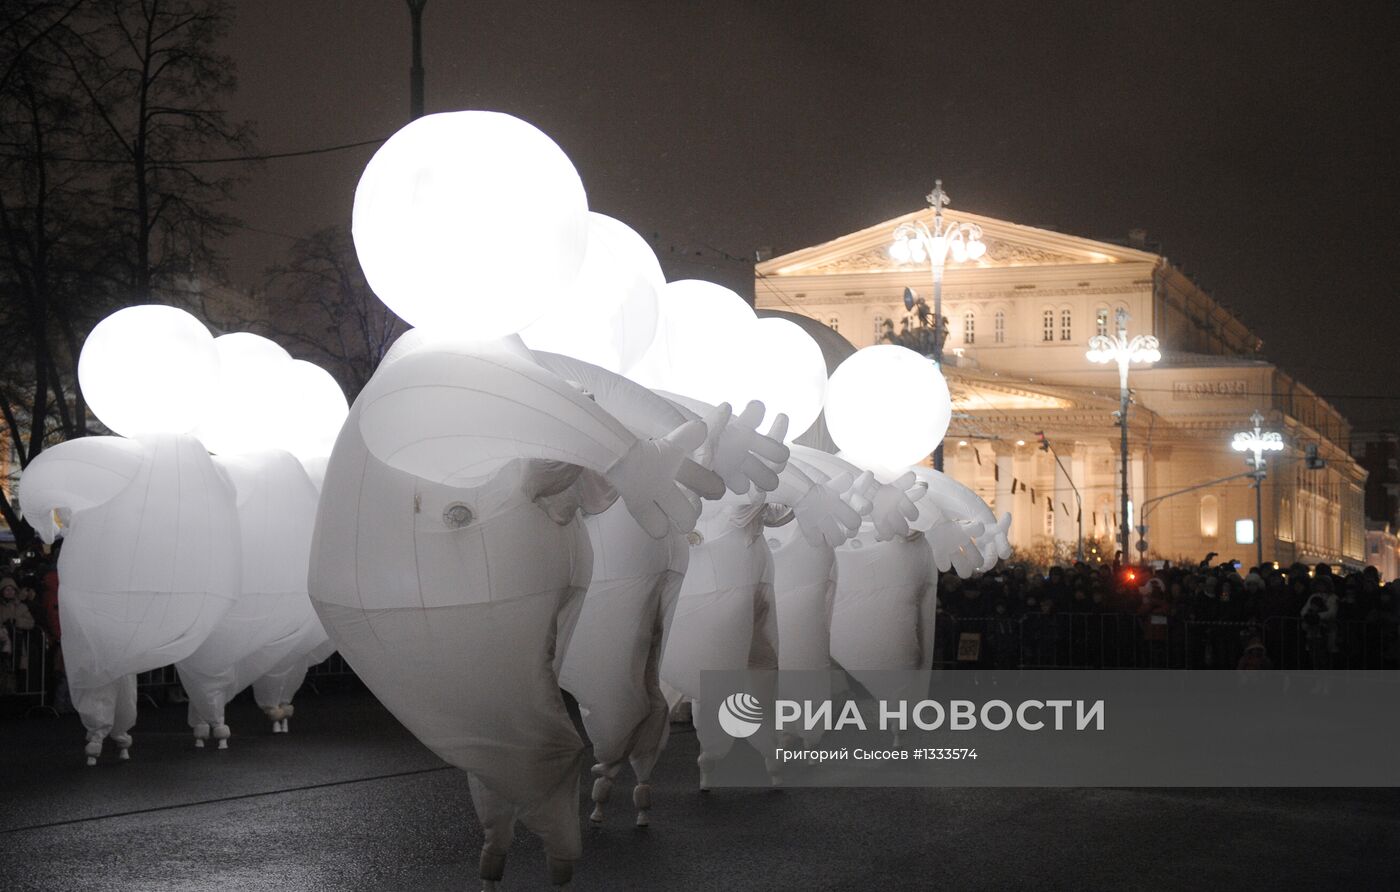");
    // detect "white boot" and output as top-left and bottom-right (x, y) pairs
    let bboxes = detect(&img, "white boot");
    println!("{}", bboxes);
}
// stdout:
(589, 774), (612, 823)
(193, 722), (210, 749)
(213, 723), (231, 750)
(84, 737), (102, 767)
(112, 733), (132, 761)
(633, 782), (652, 827)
